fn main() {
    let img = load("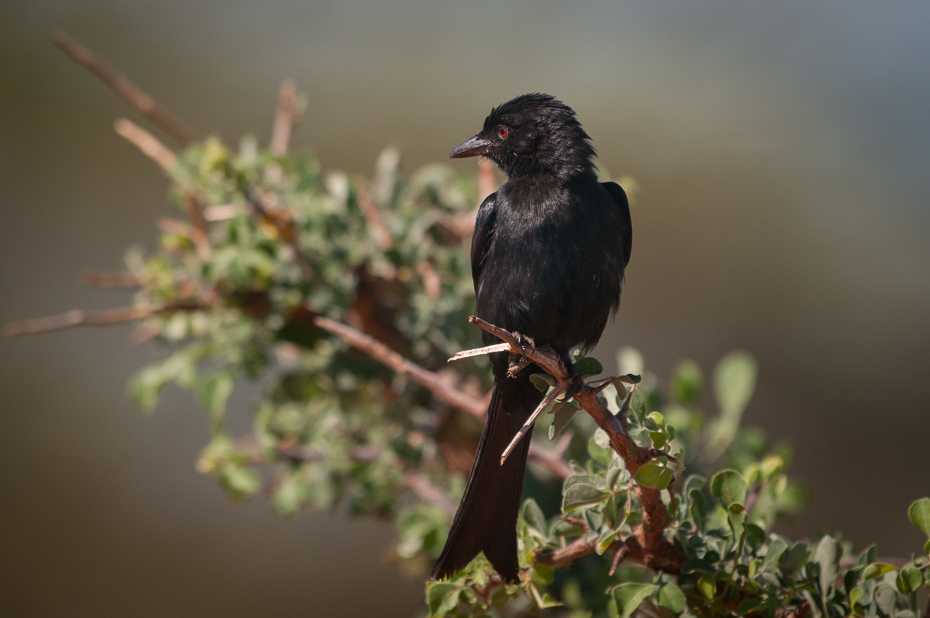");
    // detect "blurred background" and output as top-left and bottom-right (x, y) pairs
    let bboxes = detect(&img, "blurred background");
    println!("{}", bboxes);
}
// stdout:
(1, 1), (928, 615)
